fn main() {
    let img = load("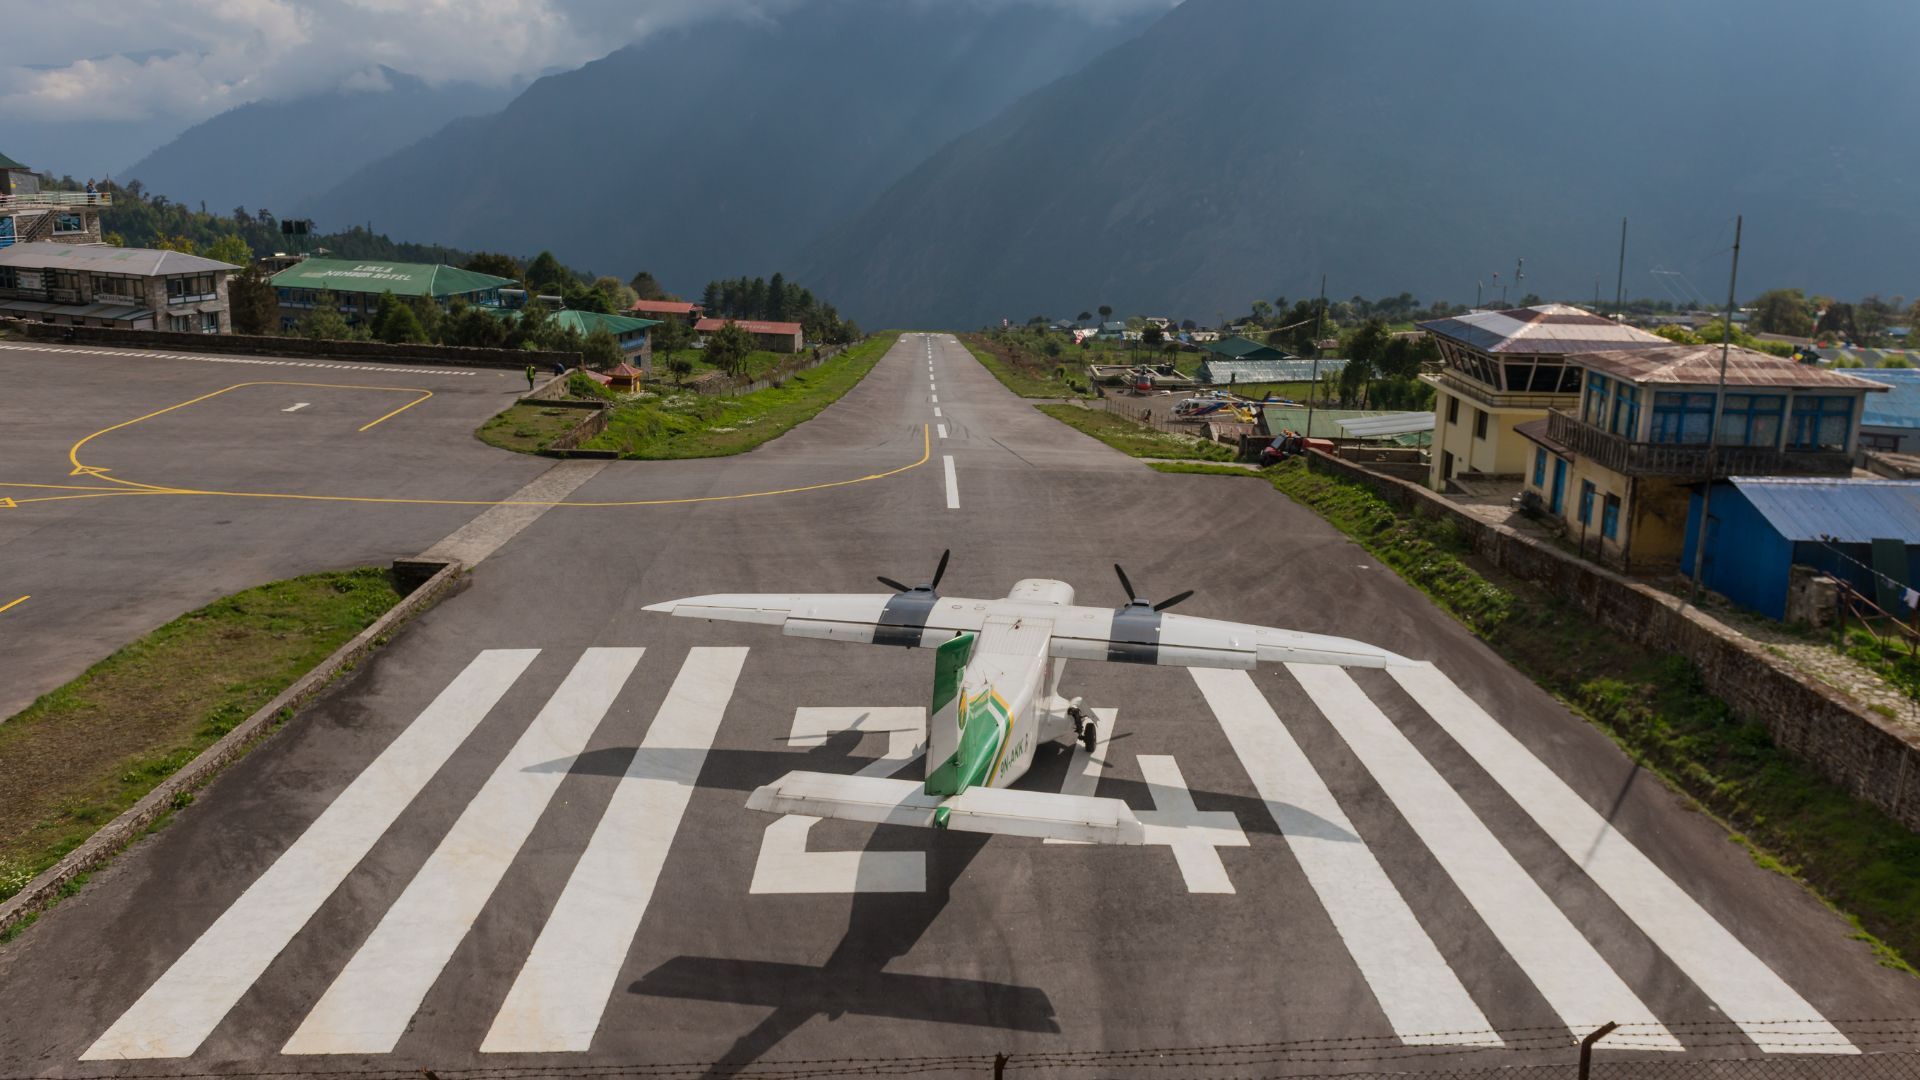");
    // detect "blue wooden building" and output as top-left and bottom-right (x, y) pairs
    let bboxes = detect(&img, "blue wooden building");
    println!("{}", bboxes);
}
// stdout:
(1682, 478), (1920, 619)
